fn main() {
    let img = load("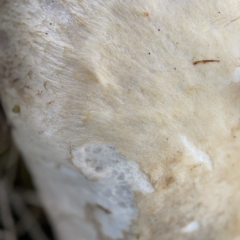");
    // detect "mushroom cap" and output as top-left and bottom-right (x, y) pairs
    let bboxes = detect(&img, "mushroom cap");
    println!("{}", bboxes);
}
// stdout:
(1, 0), (240, 239)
